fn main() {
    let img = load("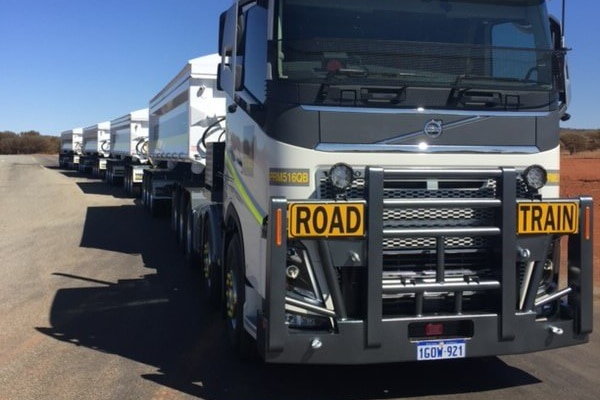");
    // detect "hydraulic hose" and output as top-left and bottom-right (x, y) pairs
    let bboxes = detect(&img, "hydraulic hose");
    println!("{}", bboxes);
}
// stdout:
(198, 116), (226, 153)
